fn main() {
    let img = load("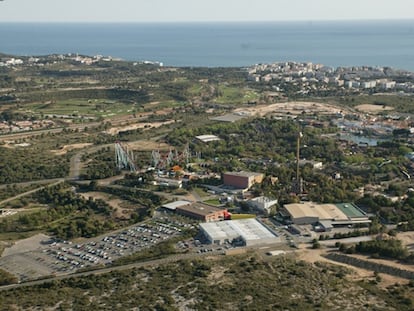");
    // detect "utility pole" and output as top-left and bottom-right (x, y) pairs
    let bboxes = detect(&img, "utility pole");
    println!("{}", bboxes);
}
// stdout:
(296, 131), (302, 184)
(293, 131), (303, 195)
